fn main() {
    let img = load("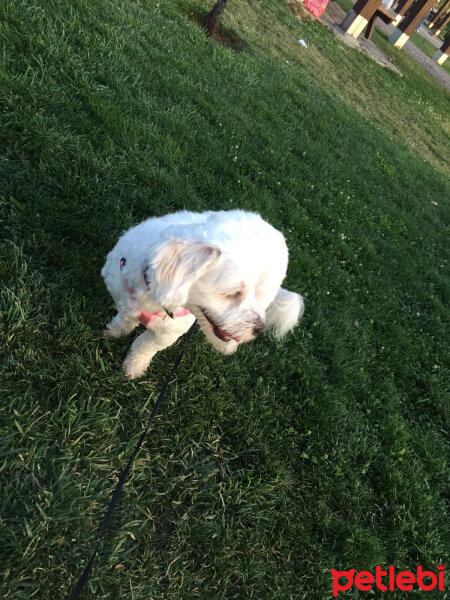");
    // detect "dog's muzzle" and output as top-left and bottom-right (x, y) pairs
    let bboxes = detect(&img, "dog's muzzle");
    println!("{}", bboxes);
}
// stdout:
(199, 307), (240, 343)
